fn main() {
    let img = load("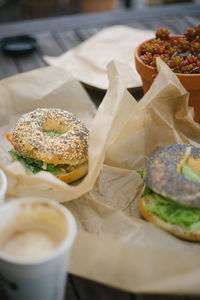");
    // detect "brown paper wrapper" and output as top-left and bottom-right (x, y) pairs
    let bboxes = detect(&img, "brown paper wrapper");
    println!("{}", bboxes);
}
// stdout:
(1, 59), (200, 294)
(44, 25), (154, 90)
